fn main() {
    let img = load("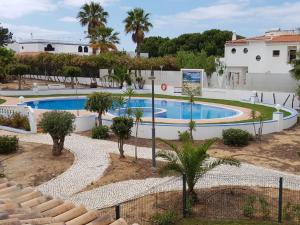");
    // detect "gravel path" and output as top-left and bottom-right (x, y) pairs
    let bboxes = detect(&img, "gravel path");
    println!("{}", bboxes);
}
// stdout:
(15, 133), (300, 209)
